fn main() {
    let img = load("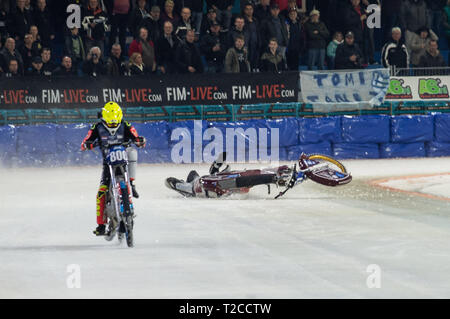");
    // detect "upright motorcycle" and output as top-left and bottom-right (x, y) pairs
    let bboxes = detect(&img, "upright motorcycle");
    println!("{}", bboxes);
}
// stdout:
(91, 140), (135, 247)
